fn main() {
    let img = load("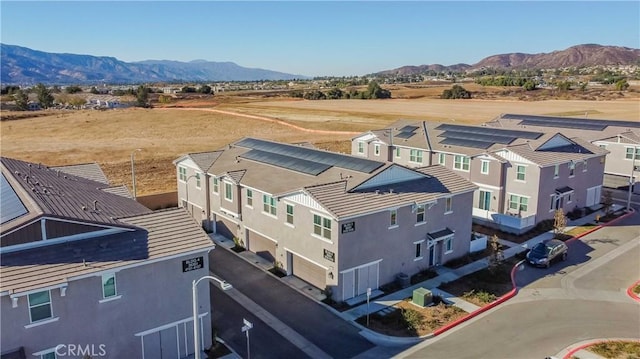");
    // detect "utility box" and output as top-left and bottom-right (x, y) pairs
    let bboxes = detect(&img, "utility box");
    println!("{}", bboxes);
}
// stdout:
(412, 287), (432, 307)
